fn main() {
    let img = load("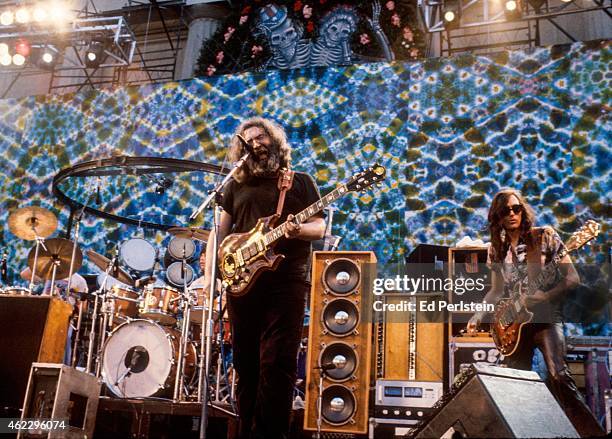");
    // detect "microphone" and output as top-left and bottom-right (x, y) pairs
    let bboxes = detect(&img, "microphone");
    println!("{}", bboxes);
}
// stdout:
(236, 134), (254, 155)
